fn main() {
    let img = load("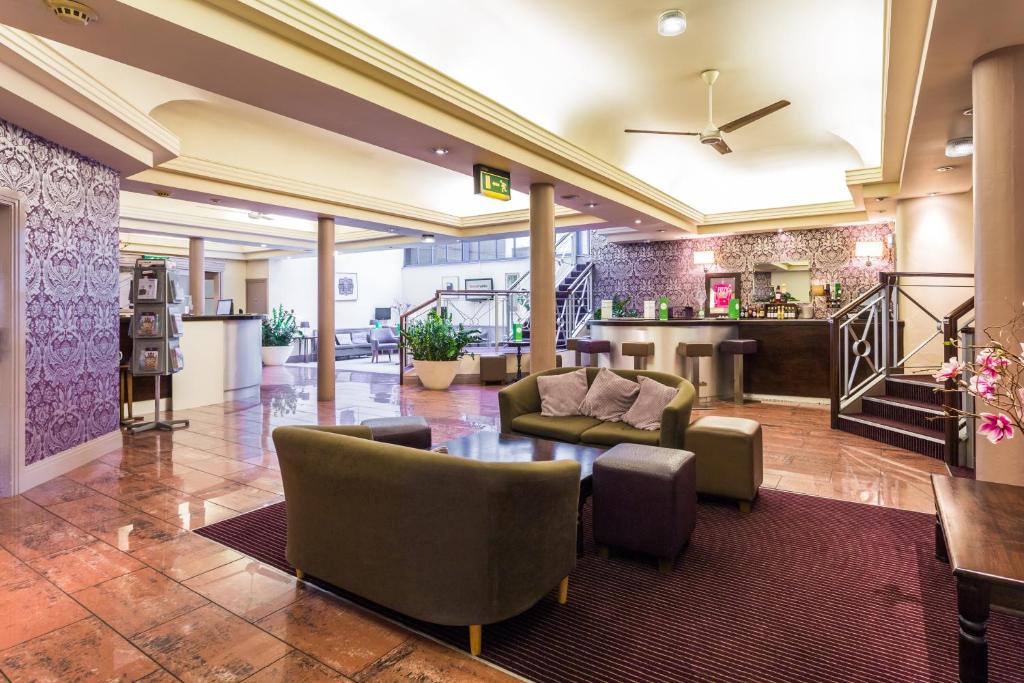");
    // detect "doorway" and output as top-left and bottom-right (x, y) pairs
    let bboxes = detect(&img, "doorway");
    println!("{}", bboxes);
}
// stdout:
(0, 188), (26, 498)
(246, 278), (268, 314)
